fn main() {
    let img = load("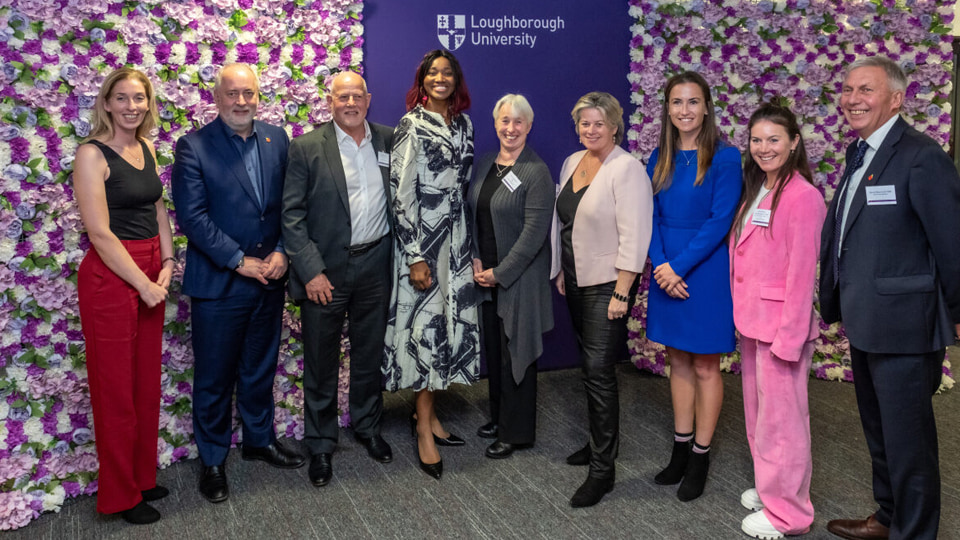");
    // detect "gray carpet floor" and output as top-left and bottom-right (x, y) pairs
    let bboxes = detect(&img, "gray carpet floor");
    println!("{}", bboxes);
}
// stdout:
(10, 360), (960, 539)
